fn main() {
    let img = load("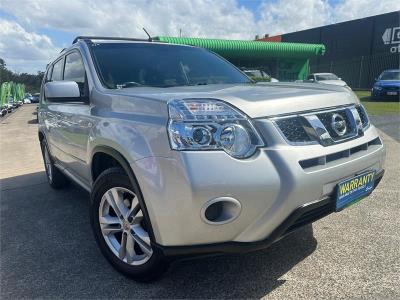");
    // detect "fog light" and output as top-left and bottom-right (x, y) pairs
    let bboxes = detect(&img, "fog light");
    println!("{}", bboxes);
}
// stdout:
(201, 197), (241, 225)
